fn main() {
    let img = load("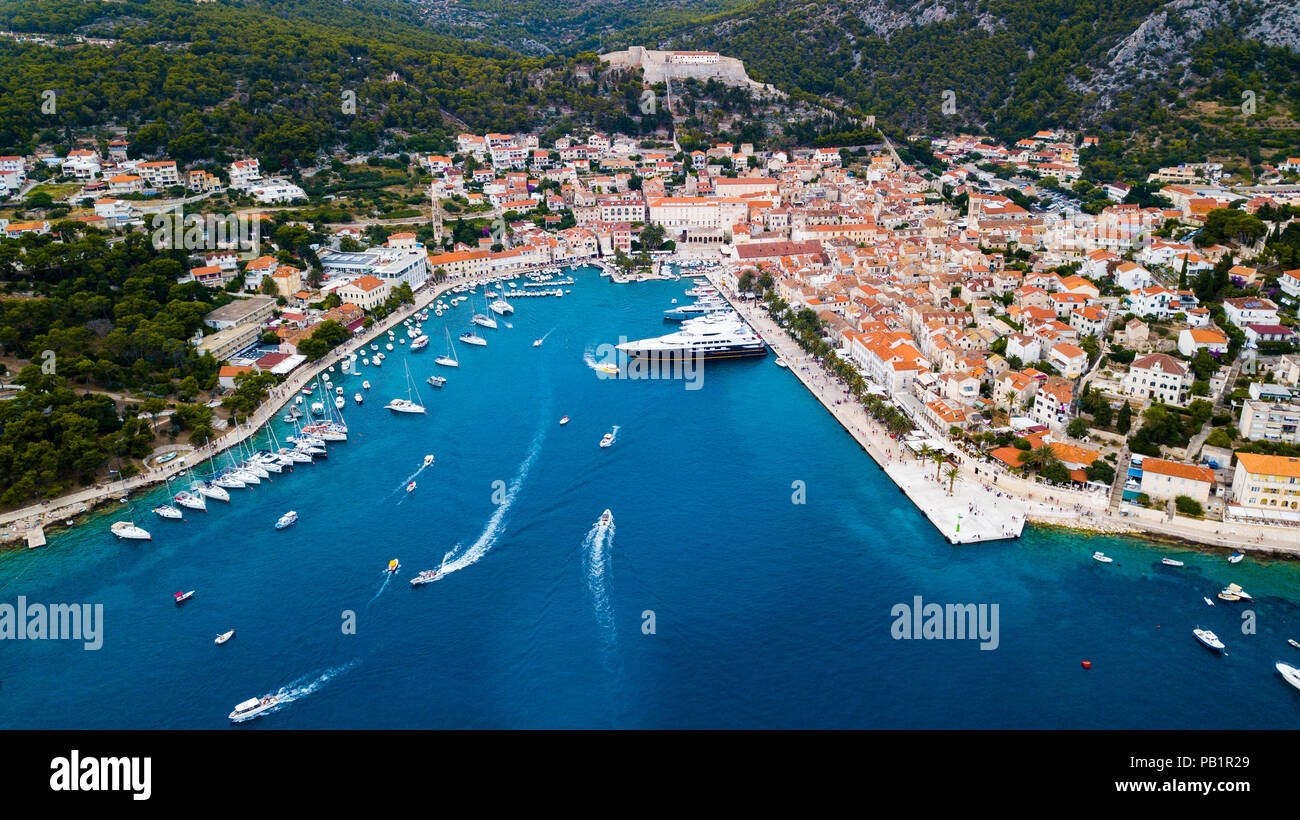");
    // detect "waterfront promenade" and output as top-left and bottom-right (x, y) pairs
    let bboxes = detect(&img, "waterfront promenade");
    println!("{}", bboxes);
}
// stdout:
(0, 270), (503, 546)
(706, 271), (1300, 556)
